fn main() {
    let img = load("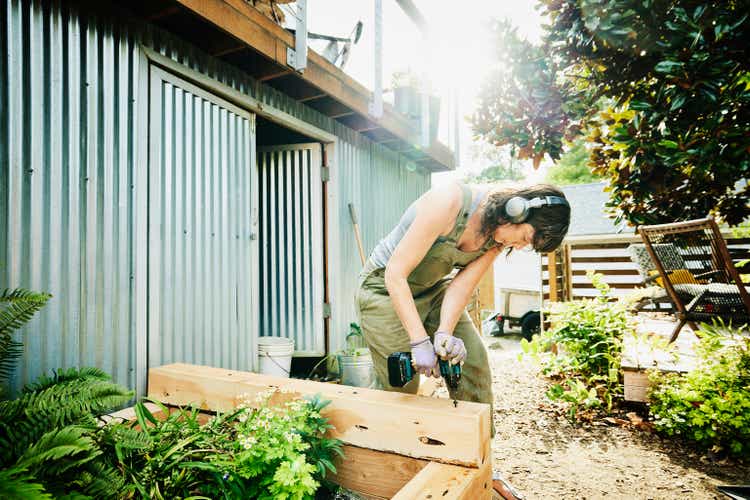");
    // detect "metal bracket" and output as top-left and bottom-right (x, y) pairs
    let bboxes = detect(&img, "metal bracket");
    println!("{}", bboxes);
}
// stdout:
(287, 0), (307, 72)
(323, 302), (331, 319)
(321, 166), (330, 183)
